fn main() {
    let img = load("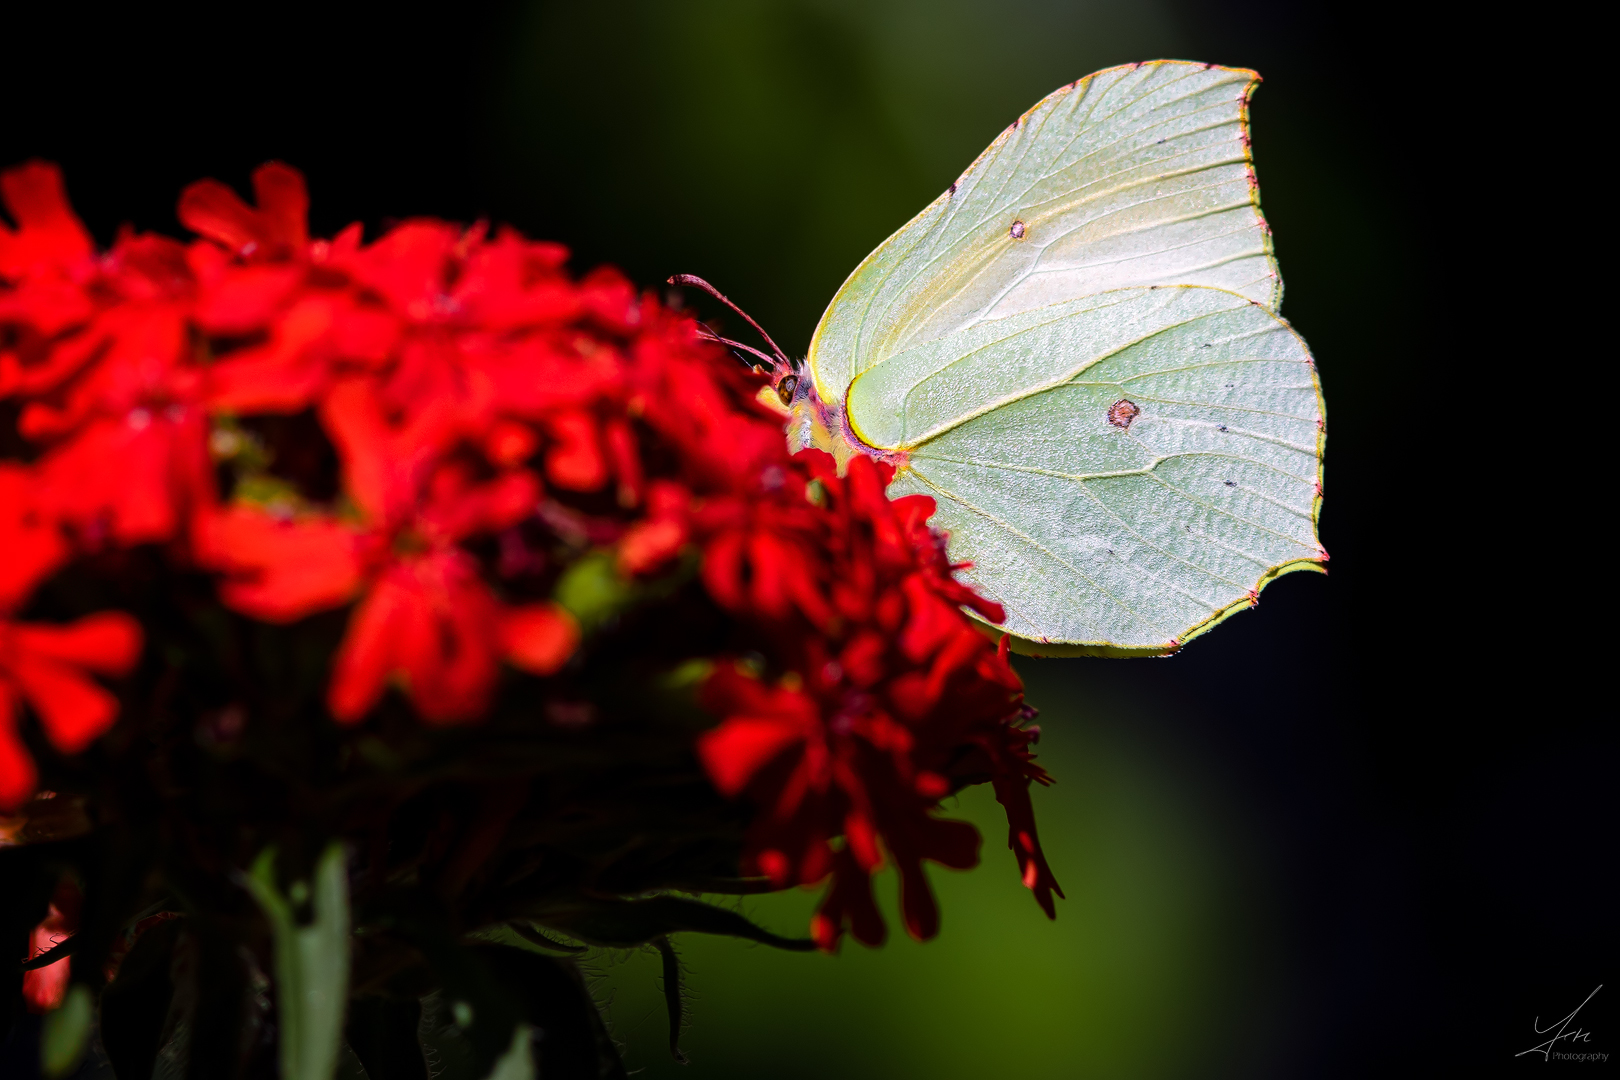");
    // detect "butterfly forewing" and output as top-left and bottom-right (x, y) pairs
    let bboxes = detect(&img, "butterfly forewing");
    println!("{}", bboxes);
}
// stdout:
(808, 61), (1281, 404)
